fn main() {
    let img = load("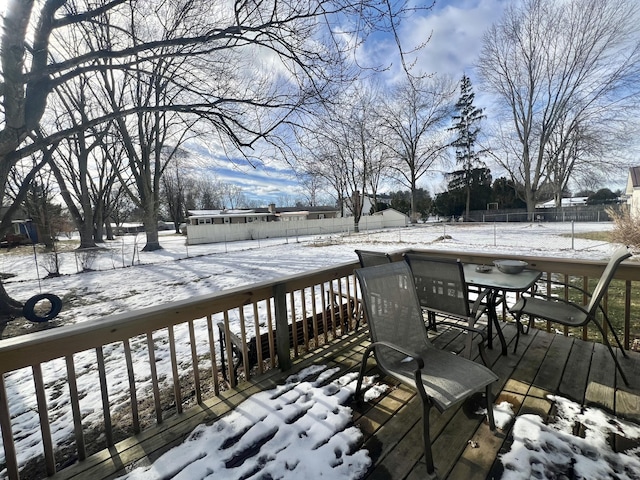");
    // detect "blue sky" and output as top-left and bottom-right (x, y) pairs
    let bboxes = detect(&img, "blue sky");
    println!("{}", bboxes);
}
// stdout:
(195, 1), (510, 206)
